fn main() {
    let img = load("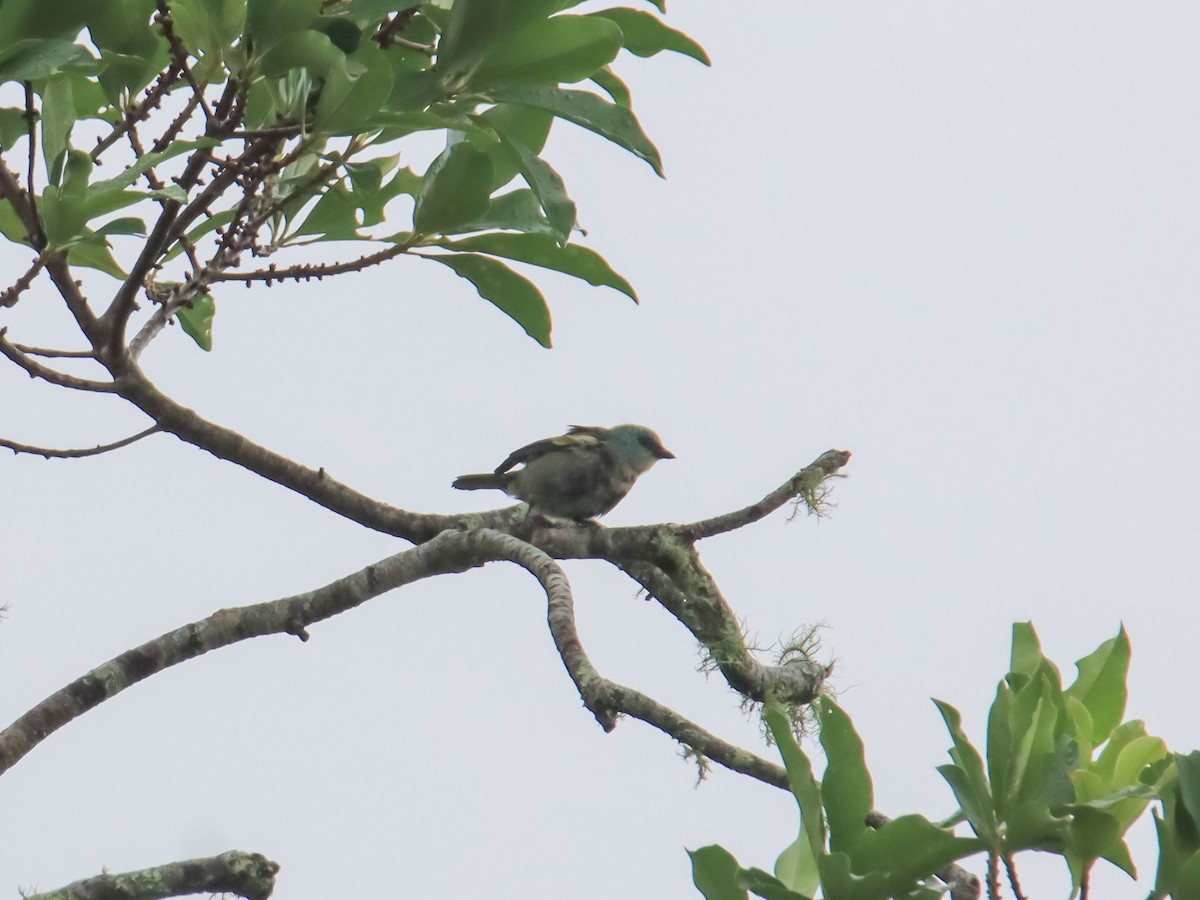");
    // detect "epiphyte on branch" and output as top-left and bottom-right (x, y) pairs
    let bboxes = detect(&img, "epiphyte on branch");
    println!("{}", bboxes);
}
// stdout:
(452, 424), (674, 521)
